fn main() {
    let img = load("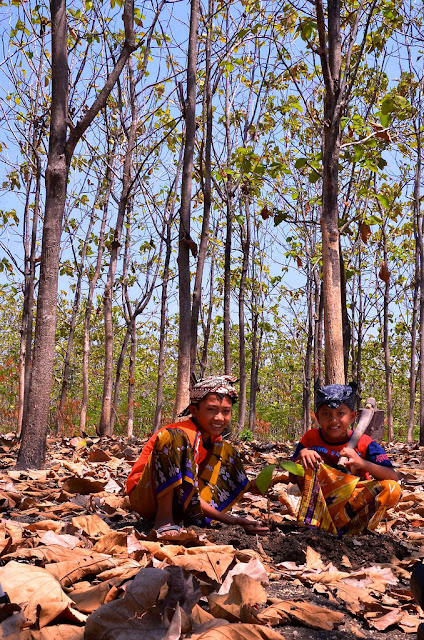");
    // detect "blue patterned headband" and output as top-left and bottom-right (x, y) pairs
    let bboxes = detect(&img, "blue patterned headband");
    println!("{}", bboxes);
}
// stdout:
(315, 382), (357, 411)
